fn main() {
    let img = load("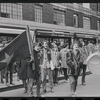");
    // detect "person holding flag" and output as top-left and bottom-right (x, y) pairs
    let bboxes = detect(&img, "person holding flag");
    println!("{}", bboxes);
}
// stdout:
(27, 42), (42, 97)
(24, 25), (42, 97)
